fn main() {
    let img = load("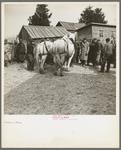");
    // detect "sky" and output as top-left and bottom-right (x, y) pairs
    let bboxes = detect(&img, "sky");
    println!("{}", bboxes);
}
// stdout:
(3, 2), (117, 39)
